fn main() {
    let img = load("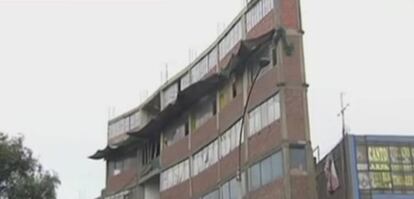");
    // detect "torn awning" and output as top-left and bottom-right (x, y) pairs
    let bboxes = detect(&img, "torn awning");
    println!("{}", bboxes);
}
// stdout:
(221, 29), (275, 77)
(88, 137), (145, 160)
(127, 29), (275, 139)
(89, 145), (117, 160)
(89, 74), (226, 160)
(128, 73), (226, 138)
